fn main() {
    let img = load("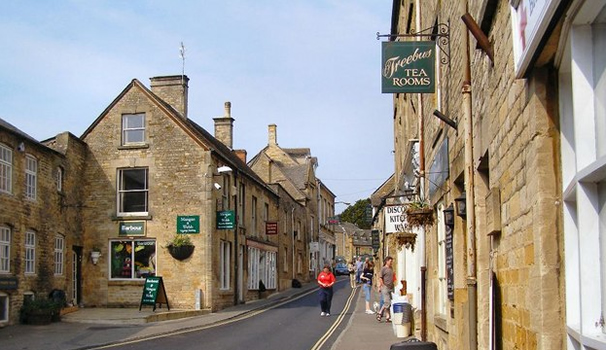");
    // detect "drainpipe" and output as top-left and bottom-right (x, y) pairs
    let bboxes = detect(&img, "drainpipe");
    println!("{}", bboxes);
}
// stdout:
(415, 0), (428, 341)
(292, 207), (296, 280)
(461, 2), (478, 349)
